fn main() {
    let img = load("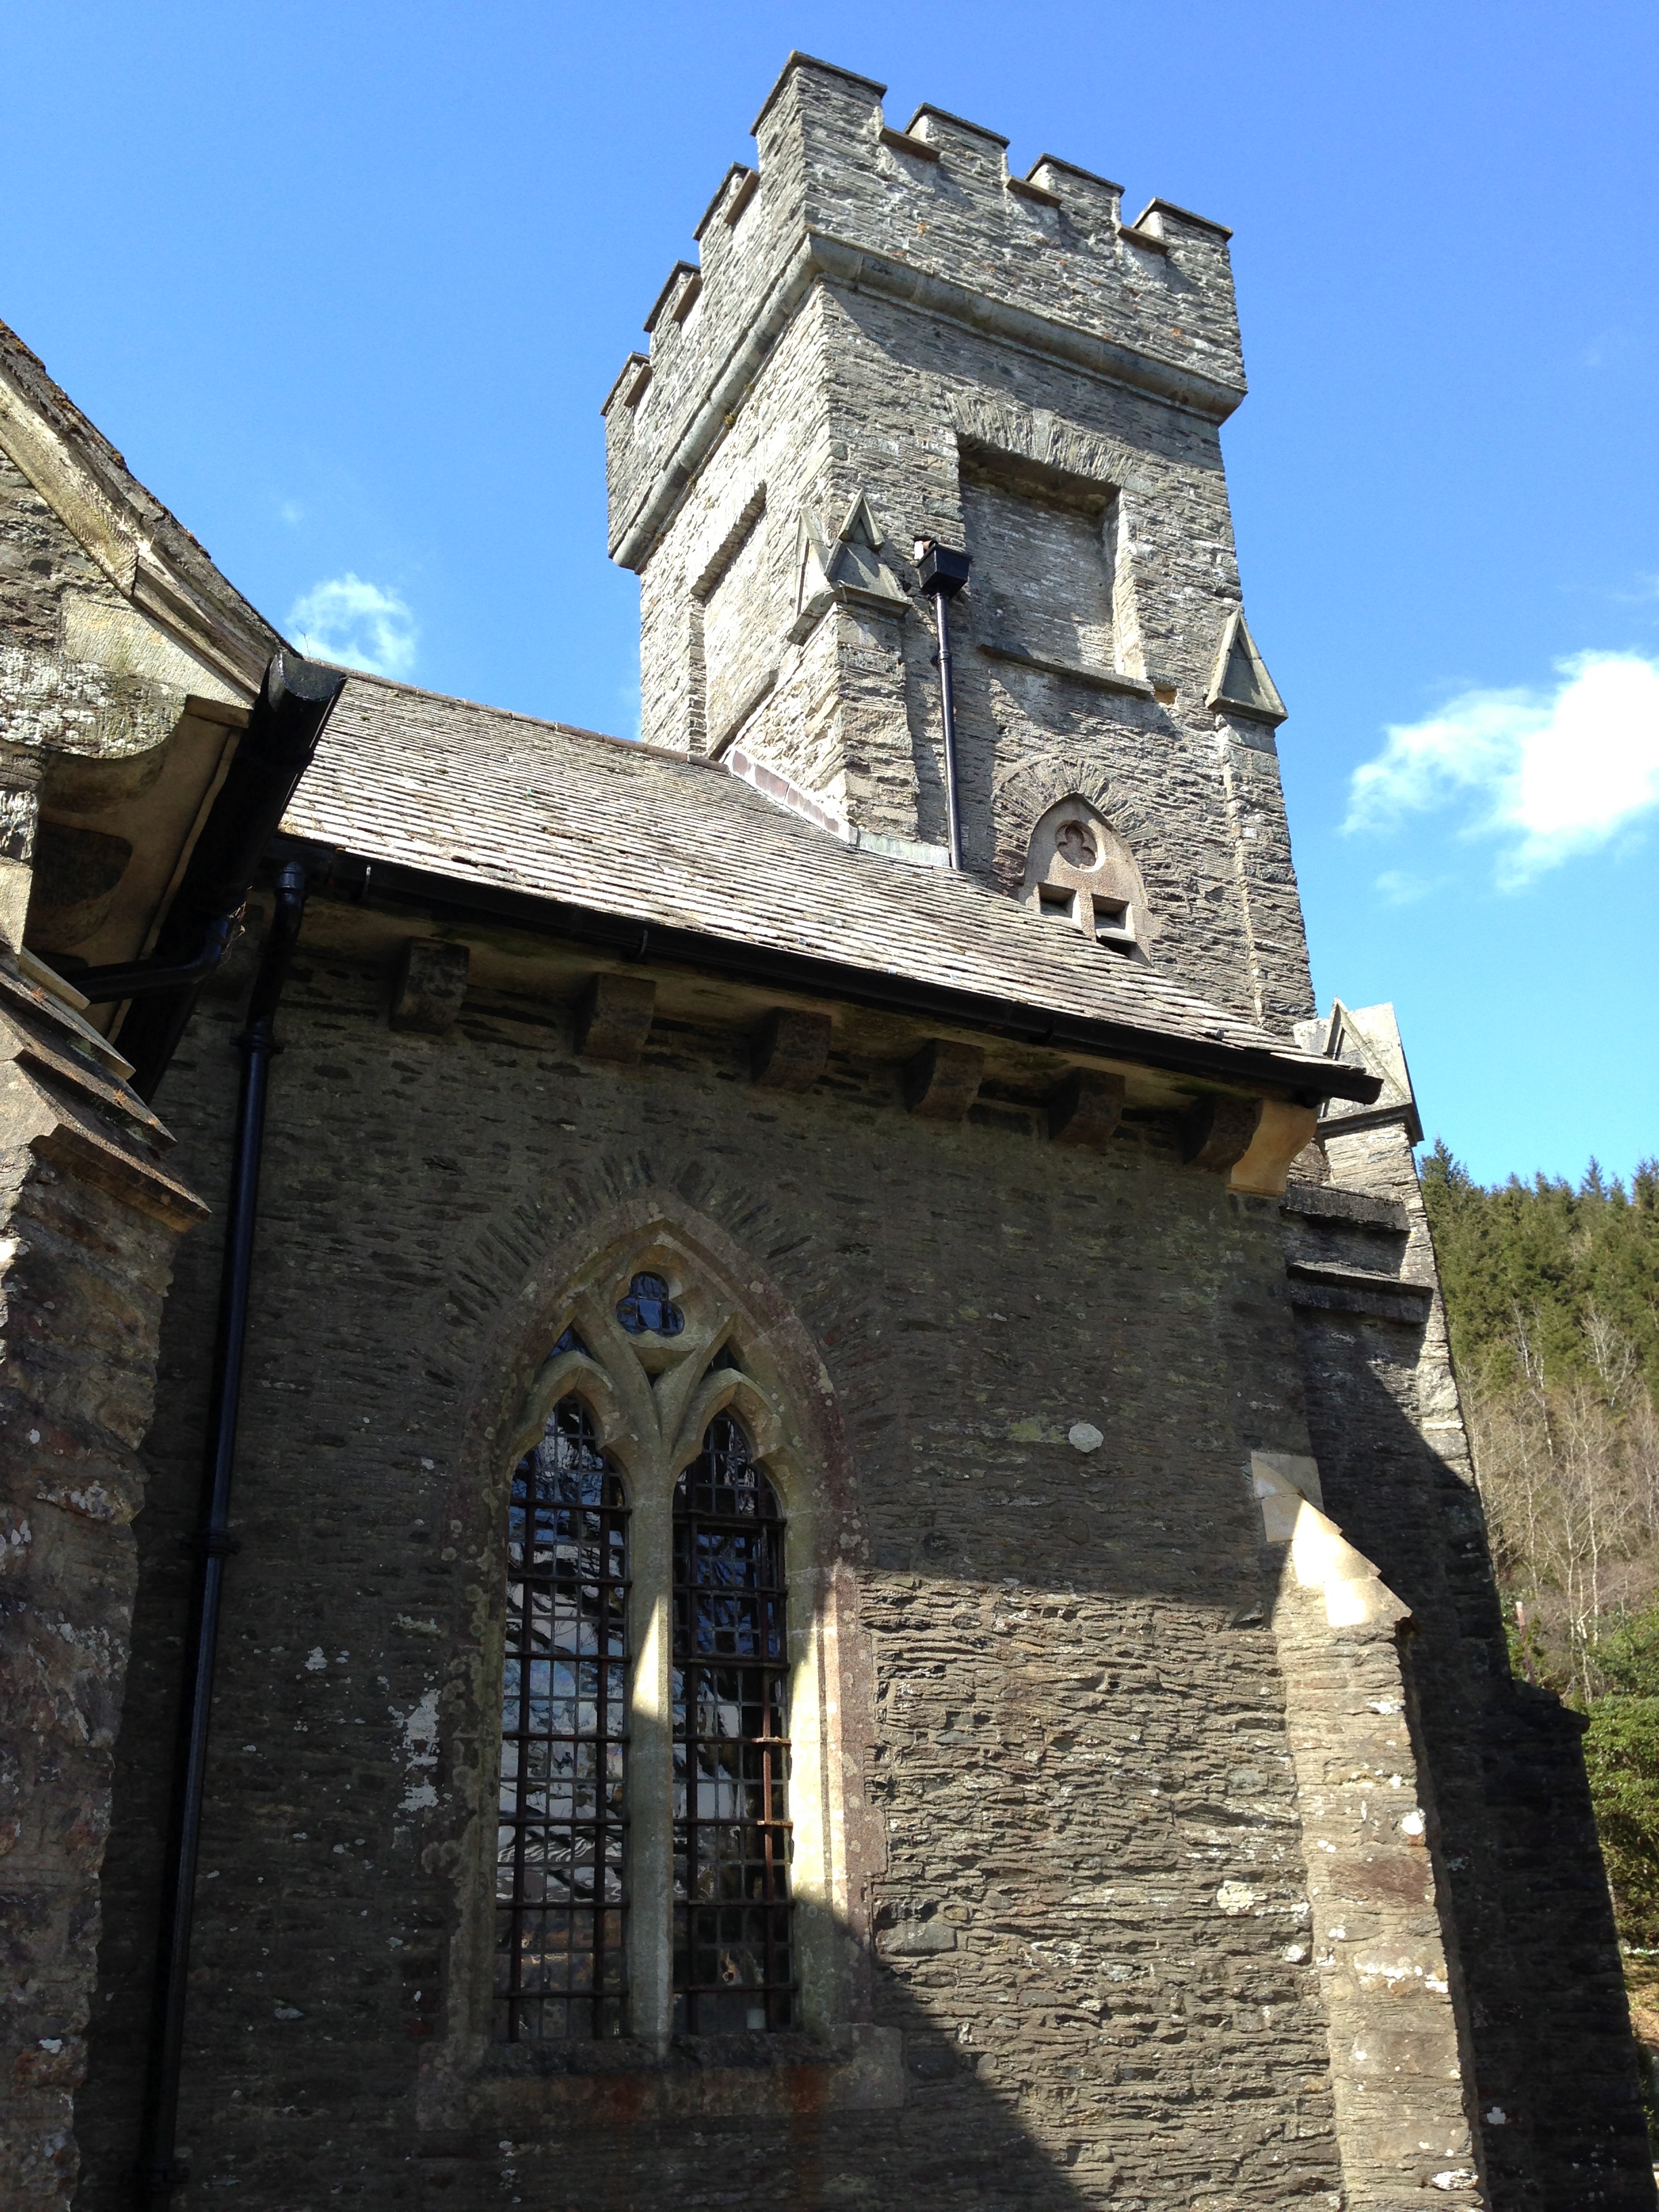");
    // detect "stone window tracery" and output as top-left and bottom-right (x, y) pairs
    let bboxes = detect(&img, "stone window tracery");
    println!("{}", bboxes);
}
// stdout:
(1019, 794), (1151, 959)
(485, 1237), (840, 2055)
